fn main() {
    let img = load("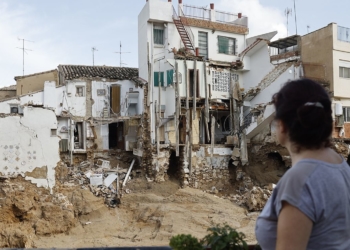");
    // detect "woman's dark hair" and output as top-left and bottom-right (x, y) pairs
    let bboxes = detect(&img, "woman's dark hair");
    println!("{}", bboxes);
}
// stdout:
(272, 78), (333, 151)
